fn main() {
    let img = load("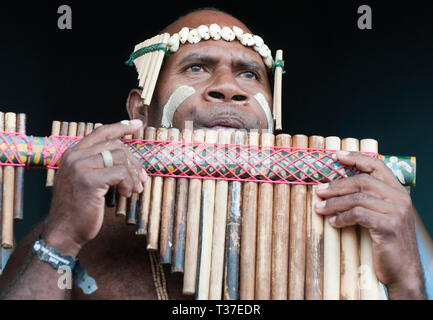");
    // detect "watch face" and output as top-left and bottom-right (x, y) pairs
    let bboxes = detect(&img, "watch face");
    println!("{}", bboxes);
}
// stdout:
(33, 241), (41, 251)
